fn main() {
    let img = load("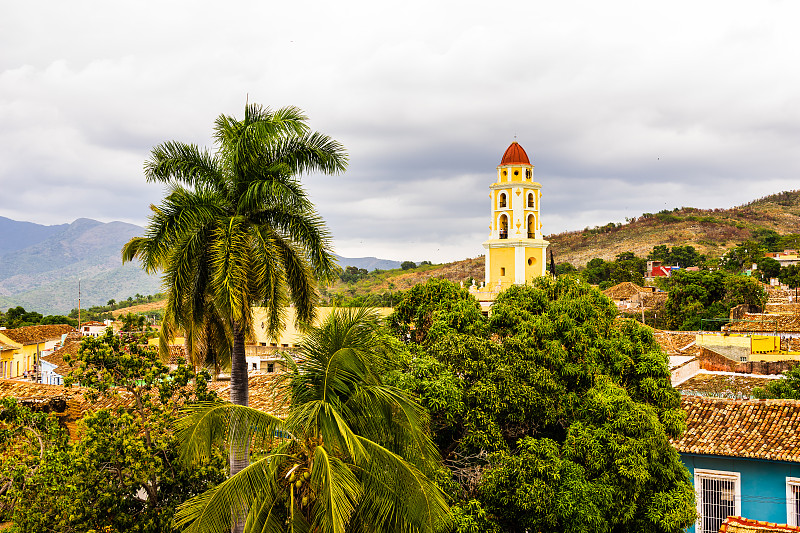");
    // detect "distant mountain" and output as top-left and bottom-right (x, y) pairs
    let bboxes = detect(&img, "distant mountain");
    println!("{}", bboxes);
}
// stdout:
(333, 255), (402, 271)
(0, 217), (403, 315)
(0, 218), (161, 314)
(0, 216), (68, 255)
